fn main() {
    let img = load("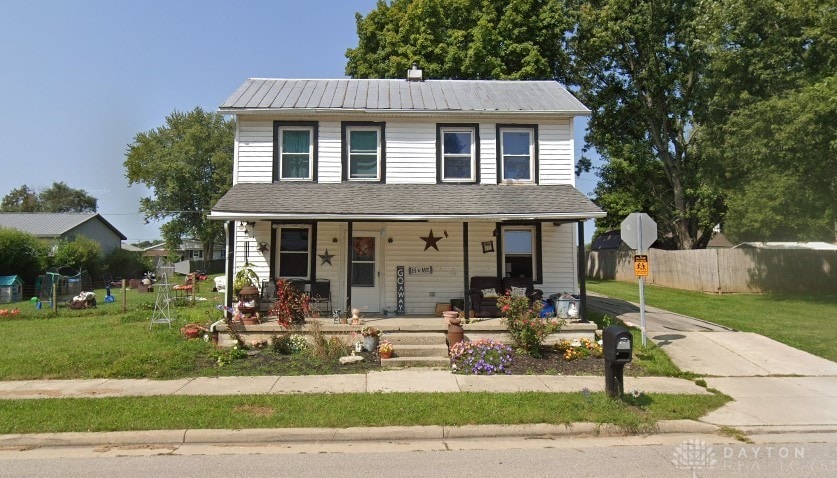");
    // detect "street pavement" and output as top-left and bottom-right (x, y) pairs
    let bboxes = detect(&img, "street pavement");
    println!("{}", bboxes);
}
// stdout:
(588, 293), (837, 434)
